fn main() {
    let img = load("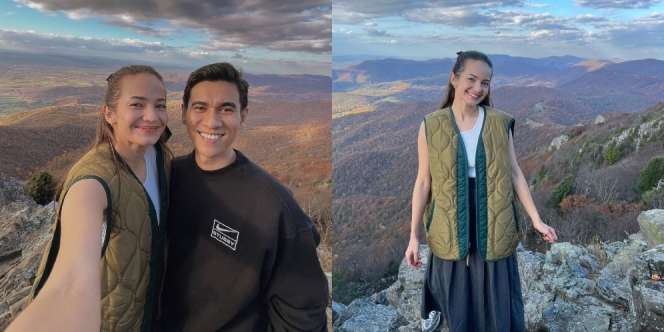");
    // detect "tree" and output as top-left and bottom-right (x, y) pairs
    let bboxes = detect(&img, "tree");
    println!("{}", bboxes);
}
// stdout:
(639, 157), (664, 193)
